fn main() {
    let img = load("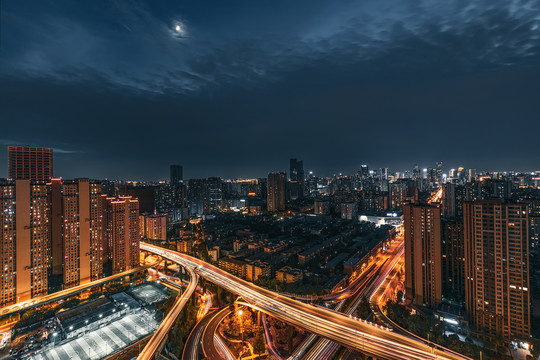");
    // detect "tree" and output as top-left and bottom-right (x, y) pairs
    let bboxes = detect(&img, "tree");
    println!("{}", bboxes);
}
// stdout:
(357, 297), (371, 319)
(396, 290), (404, 303)
(253, 330), (266, 356)
(530, 344), (540, 360)
(287, 325), (294, 352)
(60, 297), (81, 310)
